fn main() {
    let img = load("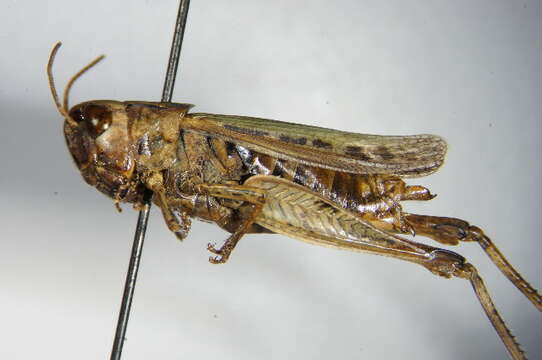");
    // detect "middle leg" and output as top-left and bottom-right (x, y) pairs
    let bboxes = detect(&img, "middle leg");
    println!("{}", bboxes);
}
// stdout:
(196, 183), (267, 264)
